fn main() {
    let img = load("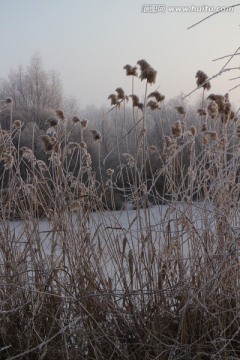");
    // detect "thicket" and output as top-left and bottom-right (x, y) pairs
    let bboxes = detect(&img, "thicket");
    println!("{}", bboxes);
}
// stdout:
(1, 51), (240, 359)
